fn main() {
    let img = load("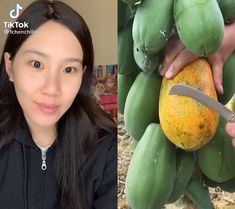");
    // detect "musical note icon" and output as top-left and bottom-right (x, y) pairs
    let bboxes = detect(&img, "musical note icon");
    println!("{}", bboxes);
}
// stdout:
(9, 3), (23, 19)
